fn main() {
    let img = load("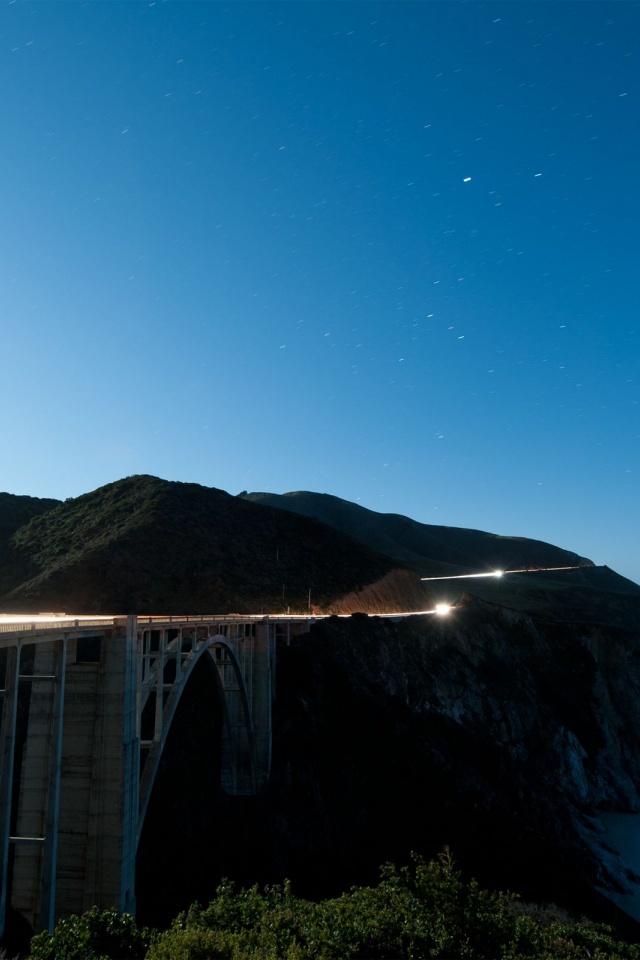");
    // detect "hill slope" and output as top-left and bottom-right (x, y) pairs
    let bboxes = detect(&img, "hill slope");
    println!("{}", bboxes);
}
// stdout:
(0, 476), (393, 614)
(243, 491), (640, 627)
(0, 492), (60, 562)
(243, 490), (589, 572)
(1, 477), (638, 624)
